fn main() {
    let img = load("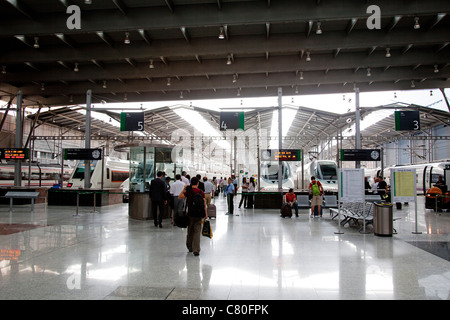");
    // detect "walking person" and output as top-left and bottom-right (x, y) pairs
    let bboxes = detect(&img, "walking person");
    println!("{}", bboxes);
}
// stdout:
(203, 177), (214, 206)
(178, 176), (207, 256)
(308, 176), (324, 217)
(150, 171), (167, 228)
(170, 174), (186, 225)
